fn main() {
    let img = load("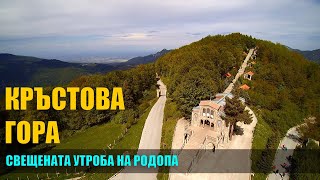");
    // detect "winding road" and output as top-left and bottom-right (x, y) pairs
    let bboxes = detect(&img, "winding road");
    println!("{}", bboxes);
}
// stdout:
(110, 79), (167, 180)
(267, 126), (301, 180)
